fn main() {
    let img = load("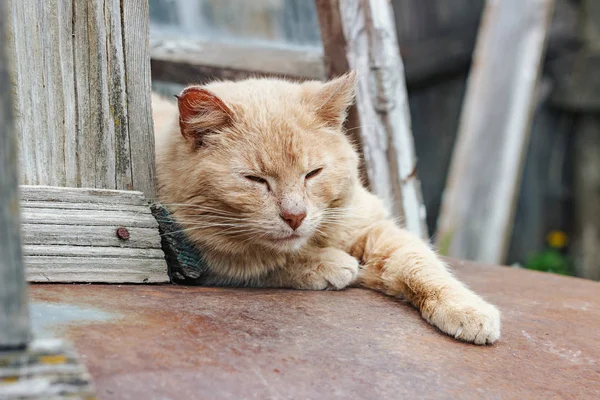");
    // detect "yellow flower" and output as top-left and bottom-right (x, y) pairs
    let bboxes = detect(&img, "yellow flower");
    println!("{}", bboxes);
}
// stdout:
(546, 230), (568, 249)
